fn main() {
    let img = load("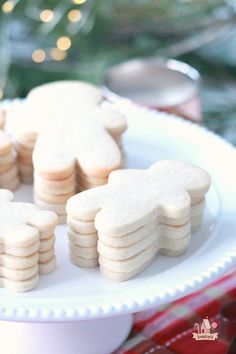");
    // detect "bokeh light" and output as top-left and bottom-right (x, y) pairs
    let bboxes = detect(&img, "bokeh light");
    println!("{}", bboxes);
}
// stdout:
(67, 9), (82, 23)
(72, 0), (87, 4)
(50, 48), (67, 61)
(2, 1), (15, 13)
(32, 49), (46, 63)
(40, 9), (54, 23)
(56, 36), (72, 51)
